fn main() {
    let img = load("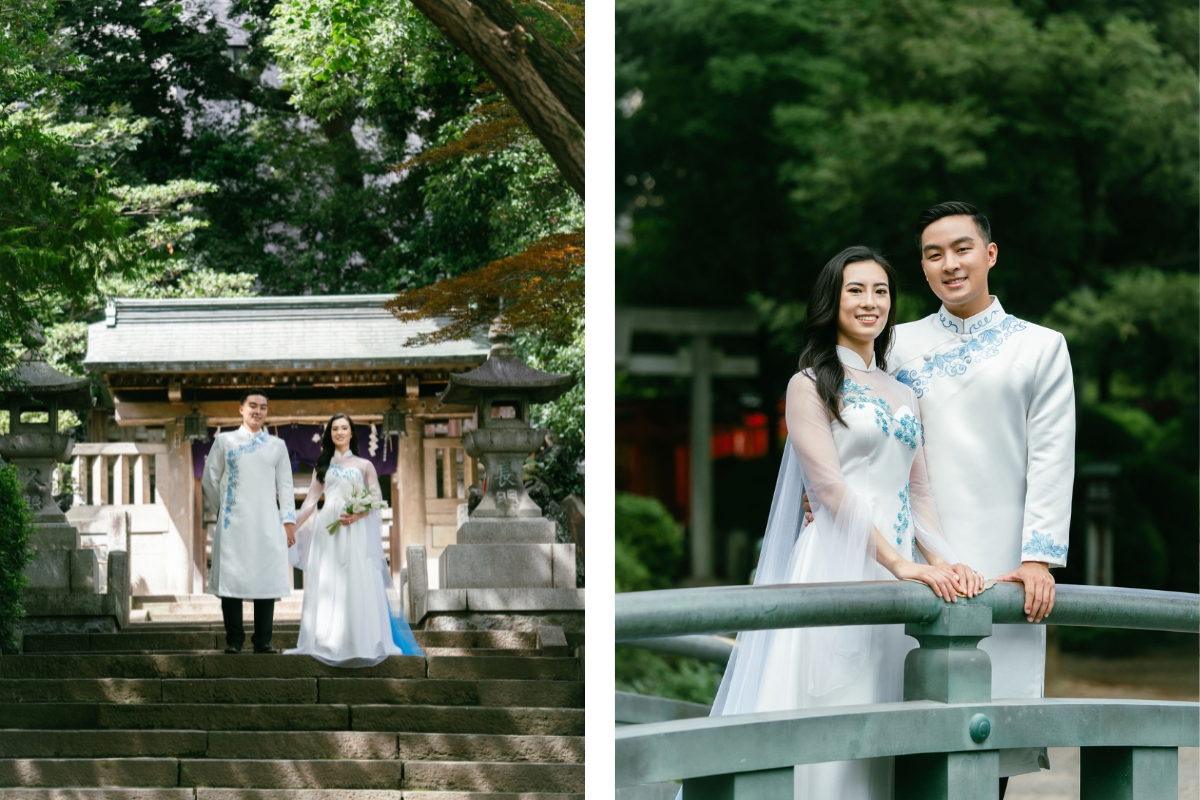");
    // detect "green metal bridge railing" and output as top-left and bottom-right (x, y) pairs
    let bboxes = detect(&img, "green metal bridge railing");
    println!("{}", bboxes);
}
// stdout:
(615, 582), (1200, 800)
